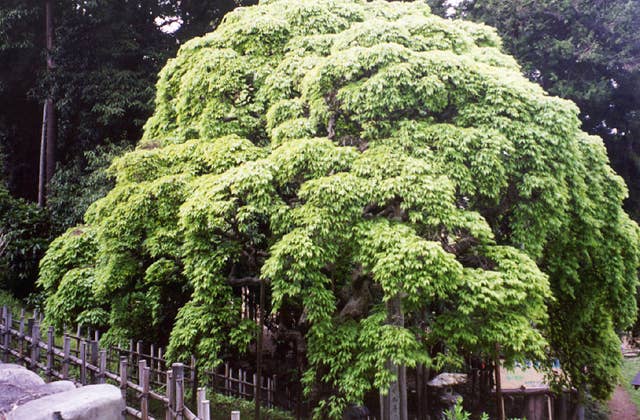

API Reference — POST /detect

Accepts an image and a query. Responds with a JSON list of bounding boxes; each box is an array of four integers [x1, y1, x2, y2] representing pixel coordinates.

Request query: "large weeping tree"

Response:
[[38, 0, 639, 417]]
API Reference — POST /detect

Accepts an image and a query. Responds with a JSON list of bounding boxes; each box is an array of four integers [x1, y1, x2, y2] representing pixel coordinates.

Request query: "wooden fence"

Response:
[[0, 306, 279, 420]]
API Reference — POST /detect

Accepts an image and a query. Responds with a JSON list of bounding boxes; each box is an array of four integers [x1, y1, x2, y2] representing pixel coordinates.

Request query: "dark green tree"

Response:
[[0, 2, 52, 299], [0, 186, 50, 298], [0, 1, 43, 199], [1, 0, 252, 219], [45, 0, 258, 230]]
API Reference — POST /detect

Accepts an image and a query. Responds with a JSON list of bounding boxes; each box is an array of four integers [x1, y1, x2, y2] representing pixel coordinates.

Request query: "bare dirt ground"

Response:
[[608, 385, 639, 419]]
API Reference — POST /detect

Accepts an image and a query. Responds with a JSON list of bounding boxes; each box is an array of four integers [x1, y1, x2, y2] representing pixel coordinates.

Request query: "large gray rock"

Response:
[[0, 364, 47, 413], [0, 364, 27, 370], [427, 372, 468, 388], [35, 380, 76, 394], [8, 384, 124, 420], [0, 365, 44, 388]]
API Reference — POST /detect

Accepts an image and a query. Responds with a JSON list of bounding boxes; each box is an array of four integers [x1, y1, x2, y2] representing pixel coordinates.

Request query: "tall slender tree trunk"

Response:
[[38, 103, 47, 207], [38, 0, 56, 206], [45, 97, 55, 185]]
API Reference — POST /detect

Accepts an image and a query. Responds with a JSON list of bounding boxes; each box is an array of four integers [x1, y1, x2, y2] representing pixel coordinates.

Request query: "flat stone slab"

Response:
[[7, 384, 124, 420]]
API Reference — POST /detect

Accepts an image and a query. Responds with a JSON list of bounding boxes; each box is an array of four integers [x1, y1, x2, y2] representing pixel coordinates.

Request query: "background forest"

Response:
[[0, 0, 256, 296], [0, 0, 639, 417]]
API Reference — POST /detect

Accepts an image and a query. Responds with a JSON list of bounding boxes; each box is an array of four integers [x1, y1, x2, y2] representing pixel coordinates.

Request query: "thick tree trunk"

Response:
[[384, 295, 407, 420], [494, 345, 505, 420], [255, 280, 265, 420], [416, 364, 423, 420]]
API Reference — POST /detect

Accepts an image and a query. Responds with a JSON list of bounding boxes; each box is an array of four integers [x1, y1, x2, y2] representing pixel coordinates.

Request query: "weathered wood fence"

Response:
[[0, 306, 278, 420]]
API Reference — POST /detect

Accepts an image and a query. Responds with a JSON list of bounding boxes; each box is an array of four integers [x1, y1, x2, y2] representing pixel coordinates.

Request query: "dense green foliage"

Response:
[[47, 143, 130, 232], [427, 0, 640, 220], [48, 1, 175, 161], [38, 0, 639, 416], [0, 185, 50, 297]]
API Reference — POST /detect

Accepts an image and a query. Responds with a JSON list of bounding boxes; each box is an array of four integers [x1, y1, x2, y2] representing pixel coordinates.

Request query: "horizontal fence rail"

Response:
[[0, 306, 281, 420]]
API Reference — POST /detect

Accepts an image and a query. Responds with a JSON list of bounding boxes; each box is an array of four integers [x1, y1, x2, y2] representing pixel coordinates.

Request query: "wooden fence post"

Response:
[[80, 340, 87, 385], [272, 375, 277, 408], [136, 340, 143, 377], [190, 355, 197, 408], [253, 373, 257, 402], [225, 362, 230, 396], [229, 366, 234, 396], [18, 312, 24, 361], [166, 370, 174, 420], [129, 339, 134, 368], [30, 321, 40, 370], [119, 356, 128, 402], [197, 387, 206, 418], [202, 399, 210, 420], [1, 306, 5, 359], [90, 340, 99, 383], [46, 325, 54, 379], [62, 334, 70, 379], [99, 349, 107, 384], [150, 344, 155, 383], [139, 359, 149, 420], [3, 306, 11, 362], [157, 347, 163, 384], [173, 363, 184, 420]]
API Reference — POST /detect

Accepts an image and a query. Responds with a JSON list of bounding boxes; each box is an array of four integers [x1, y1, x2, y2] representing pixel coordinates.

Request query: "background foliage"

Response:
[[0, 185, 50, 298]]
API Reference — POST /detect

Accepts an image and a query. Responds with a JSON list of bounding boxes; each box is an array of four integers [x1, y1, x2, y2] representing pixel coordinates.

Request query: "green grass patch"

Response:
[[0, 289, 23, 313], [621, 357, 640, 412], [207, 393, 293, 420]]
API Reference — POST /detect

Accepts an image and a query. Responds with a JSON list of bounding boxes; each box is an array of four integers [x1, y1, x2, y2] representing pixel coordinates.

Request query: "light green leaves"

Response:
[[38, 0, 639, 414]]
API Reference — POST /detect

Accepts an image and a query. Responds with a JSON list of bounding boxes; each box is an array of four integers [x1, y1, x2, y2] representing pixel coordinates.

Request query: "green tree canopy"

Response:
[[427, 0, 640, 219], [39, 0, 639, 415]]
